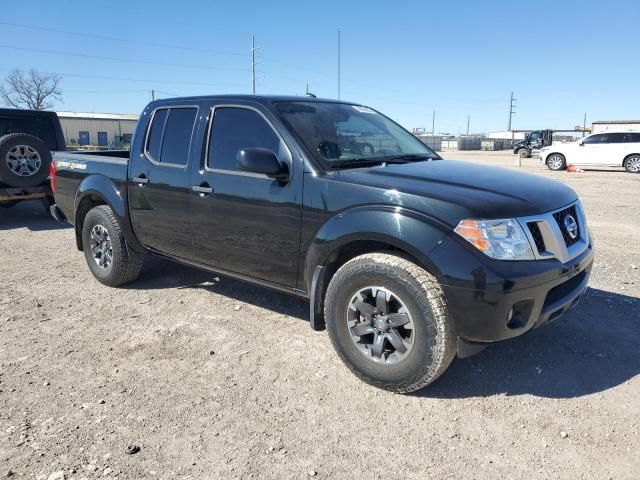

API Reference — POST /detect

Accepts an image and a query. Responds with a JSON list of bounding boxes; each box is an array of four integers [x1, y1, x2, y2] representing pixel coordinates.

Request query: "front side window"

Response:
[[145, 107, 196, 165], [583, 134, 604, 145], [275, 101, 437, 168], [208, 107, 280, 171]]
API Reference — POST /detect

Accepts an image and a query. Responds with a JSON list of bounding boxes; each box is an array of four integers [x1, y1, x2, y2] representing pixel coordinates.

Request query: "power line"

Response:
[[0, 68, 247, 88], [0, 44, 247, 72], [0, 22, 245, 57]]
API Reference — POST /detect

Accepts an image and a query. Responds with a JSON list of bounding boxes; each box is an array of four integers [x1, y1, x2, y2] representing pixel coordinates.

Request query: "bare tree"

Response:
[[0, 69, 62, 110]]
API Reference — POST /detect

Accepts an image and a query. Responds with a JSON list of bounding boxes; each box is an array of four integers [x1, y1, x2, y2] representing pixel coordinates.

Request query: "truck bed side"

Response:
[[52, 150, 144, 251]]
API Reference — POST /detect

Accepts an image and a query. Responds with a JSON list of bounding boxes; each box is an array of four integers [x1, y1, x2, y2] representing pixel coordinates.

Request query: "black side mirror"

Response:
[[237, 148, 289, 181]]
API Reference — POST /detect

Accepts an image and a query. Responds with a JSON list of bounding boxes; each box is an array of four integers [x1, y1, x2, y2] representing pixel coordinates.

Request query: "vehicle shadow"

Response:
[[420, 287, 639, 399], [0, 200, 71, 231], [132, 255, 308, 321]]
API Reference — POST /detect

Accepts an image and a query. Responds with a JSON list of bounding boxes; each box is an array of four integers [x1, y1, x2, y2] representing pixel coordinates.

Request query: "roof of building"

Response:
[[56, 111, 139, 121], [592, 120, 640, 124]]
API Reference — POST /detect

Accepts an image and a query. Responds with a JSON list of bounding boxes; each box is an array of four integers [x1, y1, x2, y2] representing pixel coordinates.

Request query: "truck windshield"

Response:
[[275, 101, 438, 168]]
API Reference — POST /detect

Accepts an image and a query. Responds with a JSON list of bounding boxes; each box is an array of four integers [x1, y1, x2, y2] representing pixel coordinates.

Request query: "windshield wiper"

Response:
[[380, 154, 434, 162]]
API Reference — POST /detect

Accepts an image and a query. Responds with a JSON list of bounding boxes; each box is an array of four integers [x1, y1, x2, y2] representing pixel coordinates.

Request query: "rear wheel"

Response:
[[547, 153, 566, 171], [324, 252, 456, 393], [624, 154, 640, 173], [0, 133, 51, 187], [81, 205, 144, 286], [518, 148, 531, 159]]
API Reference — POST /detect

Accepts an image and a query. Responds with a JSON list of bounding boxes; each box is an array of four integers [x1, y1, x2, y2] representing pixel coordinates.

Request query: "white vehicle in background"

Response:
[[539, 131, 640, 173]]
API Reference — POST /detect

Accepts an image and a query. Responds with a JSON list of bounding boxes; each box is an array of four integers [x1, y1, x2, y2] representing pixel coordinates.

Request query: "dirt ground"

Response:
[[1, 152, 638, 480]]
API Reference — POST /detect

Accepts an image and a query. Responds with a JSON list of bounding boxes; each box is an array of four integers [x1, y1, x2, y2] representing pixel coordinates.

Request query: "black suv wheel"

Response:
[[324, 252, 456, 393]]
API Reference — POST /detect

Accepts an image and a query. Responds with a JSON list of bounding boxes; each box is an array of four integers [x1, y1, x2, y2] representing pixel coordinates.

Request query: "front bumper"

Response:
[[433, 236, 594, 344]]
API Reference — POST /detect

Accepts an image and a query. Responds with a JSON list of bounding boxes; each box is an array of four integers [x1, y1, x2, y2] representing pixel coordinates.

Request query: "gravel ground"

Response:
[[1, 152, 638, 480]]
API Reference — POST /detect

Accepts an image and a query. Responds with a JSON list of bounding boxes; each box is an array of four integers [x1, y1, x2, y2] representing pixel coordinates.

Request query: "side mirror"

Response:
[[578, 141, 584, 146], [237, 148, 289, 181]]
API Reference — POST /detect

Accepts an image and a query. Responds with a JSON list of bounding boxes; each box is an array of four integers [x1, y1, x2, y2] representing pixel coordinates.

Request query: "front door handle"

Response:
[[192, 184, 213, 196], [132, 175, 149, 185]]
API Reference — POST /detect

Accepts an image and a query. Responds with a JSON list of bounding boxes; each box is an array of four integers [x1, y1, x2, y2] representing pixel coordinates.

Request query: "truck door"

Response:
[[188, 104, 302, 288], [128, 105, 199, 257]]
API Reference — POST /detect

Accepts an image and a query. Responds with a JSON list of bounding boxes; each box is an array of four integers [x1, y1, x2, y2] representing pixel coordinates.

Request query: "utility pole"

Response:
[[431, 109, 436, 146], [251, 35, 257, 94], [251, 35, 264, 94], [337, 30, 341, 100], [583, 112, 587, 137], [466, 115, 470, 135], [508, 91, 516, 131], [151, 89, 155, 101]]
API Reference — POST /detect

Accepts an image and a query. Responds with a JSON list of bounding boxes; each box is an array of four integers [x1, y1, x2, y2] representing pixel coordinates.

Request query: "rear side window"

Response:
[[145, 107, 197, 166], [623, 132, 640, 143], [207, 107, 280, 171], [146, 108, 168, 161]]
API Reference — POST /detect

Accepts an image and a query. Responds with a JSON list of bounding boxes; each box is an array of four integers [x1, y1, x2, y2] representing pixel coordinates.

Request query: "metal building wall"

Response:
[[592, 122, 640, 133], [58, 117, 138, 147]]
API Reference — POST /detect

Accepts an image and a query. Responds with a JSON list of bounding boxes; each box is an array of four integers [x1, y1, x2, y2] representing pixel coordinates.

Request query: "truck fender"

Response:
[[73, 174, 144, 253], [305, 206, 449, 329]]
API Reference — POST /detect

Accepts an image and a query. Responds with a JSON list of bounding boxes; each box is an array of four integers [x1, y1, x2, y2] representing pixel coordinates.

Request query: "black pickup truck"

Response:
[[50, 95, 594, 392]]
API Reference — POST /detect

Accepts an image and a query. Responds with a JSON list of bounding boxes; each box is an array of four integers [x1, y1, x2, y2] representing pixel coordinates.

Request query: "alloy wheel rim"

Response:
[[90, 224, 113, 269], [627, 156, 640, 172], [346, 286, 415, 365], [548, 155, 563, 169], [6, 145, 42, 177]]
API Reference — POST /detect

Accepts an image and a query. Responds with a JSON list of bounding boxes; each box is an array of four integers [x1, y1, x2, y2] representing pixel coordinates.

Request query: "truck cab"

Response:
[[513, 129, 553, 158]]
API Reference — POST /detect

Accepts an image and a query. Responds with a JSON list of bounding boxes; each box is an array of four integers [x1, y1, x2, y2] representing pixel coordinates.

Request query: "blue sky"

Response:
[[1, 0, 639, 134]]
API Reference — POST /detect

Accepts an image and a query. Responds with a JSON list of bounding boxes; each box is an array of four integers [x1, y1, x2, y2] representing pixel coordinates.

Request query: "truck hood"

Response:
[[331, 160, 578, 226]]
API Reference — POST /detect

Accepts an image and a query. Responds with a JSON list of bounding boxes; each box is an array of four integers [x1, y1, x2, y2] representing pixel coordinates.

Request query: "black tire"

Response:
[[517, 148, 531, 158], [81, 205, 144, 287], [623, 154, 640, 173], [0, 133, 52, 187], [324, 252, 456, 393], [546, 153, 566, 171]]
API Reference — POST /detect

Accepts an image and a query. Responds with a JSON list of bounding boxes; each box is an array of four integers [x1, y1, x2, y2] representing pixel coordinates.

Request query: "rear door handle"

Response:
[[132, 175, 148, 185], [192, 185, 213, 195]]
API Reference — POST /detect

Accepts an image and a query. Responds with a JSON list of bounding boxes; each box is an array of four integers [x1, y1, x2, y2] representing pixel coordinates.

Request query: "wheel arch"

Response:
[[623, 153, 640, 167], [306, 206, 449, 330], [74, 175, 143, 252]]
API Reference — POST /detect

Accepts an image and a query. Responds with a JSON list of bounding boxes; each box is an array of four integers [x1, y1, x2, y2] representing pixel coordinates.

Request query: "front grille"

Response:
[[552, 205, 580, 247], [527, 222, 546, 254]]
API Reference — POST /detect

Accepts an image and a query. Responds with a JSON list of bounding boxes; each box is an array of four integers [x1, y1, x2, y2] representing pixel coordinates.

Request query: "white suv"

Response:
[[539, 131, 640, 173]]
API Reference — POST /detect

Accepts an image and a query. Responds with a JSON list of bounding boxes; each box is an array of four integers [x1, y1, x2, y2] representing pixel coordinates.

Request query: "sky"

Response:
[[1, 0, 639, 134]]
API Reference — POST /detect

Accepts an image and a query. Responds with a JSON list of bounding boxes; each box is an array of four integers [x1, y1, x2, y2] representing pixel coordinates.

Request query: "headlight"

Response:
[[454, 218, 534, 260]]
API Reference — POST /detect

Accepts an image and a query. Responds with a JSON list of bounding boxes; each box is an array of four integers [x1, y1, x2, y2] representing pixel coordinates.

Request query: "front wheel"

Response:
[[547, 153, 566, 171], [324, 252, 457, 393], [624, 154, 640, 173], [81, 205, 144, 287]]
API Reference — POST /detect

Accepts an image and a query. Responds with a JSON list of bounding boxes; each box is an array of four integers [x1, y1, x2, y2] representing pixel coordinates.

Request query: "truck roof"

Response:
[[148, 94, 360, 106]]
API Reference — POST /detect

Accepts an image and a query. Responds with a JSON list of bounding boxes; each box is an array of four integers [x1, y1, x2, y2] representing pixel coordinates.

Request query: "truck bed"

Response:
[[52, 150, 130, 224]]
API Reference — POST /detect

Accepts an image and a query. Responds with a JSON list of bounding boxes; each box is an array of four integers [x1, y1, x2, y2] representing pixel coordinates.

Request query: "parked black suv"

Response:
[[50, 96, 594, 392], [0, 108, 65, 188]]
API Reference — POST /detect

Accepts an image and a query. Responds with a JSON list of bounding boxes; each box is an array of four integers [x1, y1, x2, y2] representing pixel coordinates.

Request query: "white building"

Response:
[[591, 120, 640, 133], [56, 111, 139, 148]]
